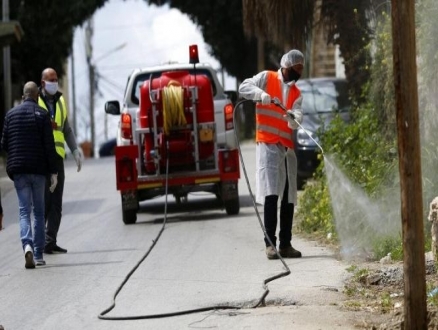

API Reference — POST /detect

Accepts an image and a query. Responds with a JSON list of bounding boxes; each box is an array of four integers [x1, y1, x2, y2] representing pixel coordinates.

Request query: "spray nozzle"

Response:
[[271, 97, 287, 111], [271, 97, 325, 155]]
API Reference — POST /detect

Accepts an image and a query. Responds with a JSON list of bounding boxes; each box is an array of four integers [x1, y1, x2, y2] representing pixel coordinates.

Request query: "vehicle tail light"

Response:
[[115, 145, 138, 191], [118, 158, 134, 183], [224, 103, 234, 130], [121, 113, 133, 140], [221, 150, 238, 173]]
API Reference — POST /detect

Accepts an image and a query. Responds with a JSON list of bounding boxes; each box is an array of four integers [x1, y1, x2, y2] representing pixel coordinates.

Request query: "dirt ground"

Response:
[[339, 257, 438, 329], [297, 230, 438, 329]]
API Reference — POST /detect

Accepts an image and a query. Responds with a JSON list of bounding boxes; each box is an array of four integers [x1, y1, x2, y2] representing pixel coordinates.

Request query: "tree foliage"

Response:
[[0, 0, 108, 138], [242, 0, 375, 102], [416, 0, 438, 216], [8, 0, 108, 86], [145, 0, 283, 82], [242, 0, 315, 51], [320, 0, 373, 102]]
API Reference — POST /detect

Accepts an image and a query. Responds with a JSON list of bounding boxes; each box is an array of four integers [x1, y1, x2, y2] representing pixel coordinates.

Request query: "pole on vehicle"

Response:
[[391, 0, 427, 328]]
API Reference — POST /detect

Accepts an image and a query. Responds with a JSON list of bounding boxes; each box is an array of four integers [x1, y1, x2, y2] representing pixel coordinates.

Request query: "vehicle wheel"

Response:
[[122, 209, 137, 224], [225, 197, 240, 215]]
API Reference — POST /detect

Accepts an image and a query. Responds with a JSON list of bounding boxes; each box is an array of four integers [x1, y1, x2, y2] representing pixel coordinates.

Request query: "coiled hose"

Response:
[[162, 80, 187, 135]]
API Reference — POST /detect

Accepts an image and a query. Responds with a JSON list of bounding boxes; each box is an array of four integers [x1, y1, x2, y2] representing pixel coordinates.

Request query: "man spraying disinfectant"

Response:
[[239, 49, 305, 260]]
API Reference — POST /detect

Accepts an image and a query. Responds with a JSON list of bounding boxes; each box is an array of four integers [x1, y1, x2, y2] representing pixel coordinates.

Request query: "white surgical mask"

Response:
[[44, 81, 58, 95]]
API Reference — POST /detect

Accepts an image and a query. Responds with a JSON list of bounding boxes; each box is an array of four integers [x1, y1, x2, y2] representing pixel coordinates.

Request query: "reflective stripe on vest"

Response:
[[38, 96, 67, 158], [255, 71, 301, 148]]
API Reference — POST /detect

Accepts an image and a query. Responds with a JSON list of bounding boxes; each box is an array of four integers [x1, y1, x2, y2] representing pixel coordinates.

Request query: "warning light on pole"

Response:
[[189, 45, 199, 64]]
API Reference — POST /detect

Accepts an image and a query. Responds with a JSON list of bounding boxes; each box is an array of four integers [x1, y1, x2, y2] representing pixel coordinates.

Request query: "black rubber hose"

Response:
[[98, 98, 291, 321]]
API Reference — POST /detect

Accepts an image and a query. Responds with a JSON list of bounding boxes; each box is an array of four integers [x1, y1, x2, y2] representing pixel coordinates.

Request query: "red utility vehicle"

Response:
[[105, 45, 240, 224]]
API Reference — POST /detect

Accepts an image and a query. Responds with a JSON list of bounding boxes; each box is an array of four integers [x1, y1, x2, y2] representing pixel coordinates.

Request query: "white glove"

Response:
[[285, 95, 304, 129], [260, 92, 271, 105], [284, 109, 303, 129], [290, 109, 303, 124], [49, 174, 58, 193], [73, 149, 82, 172]]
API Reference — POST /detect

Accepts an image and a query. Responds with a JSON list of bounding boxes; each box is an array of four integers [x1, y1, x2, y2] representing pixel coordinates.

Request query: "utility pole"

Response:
[[391, 0, 427, 329], [91, 42, 126, 143], [71, 44, 77, 136], [85, 19, 95, 157], [3, 0, 11, 112]]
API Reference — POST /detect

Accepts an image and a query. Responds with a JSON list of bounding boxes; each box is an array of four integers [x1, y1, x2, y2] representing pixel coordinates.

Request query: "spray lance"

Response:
[[270, 97, 324, 155]]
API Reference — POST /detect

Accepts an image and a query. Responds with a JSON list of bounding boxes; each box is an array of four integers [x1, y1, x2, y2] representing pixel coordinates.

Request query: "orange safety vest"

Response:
[[255, 71, 301, 148]]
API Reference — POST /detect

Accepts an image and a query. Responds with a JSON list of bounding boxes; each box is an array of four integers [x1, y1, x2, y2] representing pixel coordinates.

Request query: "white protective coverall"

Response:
[[239, 69, 301, 206]]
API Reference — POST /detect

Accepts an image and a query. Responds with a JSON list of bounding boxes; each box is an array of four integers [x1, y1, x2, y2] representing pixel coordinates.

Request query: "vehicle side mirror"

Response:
[[105, 101, 121, 115], [224, 90, 238, 105]]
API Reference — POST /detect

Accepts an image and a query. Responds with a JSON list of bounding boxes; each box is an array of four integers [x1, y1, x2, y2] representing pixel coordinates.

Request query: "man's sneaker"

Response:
[[279, 246, 302, 258], [24, 245, 35, 269], [35, 259, 46, 266], [52, 245, 67, 253], [265, 246, 279, 260]]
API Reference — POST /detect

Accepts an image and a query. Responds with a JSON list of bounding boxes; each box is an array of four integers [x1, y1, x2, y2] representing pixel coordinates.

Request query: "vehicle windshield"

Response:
[[131, 68, 217, 105], [298, 80, 350, 114]]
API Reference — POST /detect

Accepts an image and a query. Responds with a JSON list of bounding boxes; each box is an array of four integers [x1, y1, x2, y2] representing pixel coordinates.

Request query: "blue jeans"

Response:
[[14, 174, 46, 260]]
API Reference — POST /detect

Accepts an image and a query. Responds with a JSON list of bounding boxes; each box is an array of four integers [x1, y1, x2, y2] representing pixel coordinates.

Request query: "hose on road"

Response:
[[98, 99, 291, 321]]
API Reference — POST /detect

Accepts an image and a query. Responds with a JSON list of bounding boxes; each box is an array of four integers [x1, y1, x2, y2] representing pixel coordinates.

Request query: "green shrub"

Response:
[[297, 176, 334, 236], [297, 3, 438, 261], [296, 101, 397, 245], [372, 234, 403, 261]]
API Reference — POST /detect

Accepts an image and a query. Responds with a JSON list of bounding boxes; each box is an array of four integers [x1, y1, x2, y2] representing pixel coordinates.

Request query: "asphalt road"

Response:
[[0, 142, 372, 329]]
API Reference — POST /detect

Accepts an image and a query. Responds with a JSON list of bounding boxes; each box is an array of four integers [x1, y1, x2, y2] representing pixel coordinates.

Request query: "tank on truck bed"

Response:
[[105, 45, 240, 224]]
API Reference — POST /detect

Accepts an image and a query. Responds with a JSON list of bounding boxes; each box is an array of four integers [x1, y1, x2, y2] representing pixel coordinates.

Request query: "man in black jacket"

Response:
[[1, 81, 58, 268]]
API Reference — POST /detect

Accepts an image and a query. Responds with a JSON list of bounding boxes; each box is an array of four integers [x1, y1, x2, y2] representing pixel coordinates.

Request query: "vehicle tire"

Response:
[[225, 197, 240, 215], [122, 209, 137, 224]]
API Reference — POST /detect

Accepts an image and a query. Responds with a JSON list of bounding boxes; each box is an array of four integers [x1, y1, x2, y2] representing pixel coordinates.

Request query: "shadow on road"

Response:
[[133, 194, 256, 225]]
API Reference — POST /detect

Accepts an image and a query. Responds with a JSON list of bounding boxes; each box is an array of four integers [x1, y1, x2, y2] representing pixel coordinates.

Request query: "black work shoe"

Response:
[[44, 245, 53, 254], [279, 246, 302, 258], [52, 245, 67, 254], [265, 246, 279, 260]]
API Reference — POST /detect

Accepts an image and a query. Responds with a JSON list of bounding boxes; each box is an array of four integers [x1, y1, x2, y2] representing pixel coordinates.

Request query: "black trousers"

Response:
[[264, 160, 295, 249], [45, 155, 65, 247]]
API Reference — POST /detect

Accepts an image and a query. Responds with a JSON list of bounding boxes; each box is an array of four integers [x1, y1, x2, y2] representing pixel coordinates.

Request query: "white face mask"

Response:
[[44, 81, 58, 95]]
